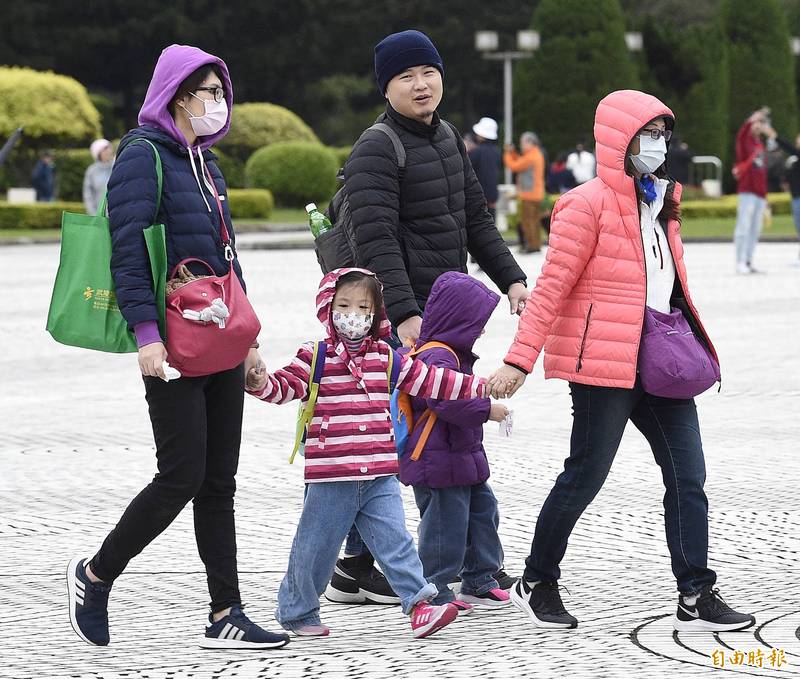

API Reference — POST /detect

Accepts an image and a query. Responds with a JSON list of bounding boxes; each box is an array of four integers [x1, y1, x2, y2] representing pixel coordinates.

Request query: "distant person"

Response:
[[83, 139, 115, 214], [504, 132, 546, 252], [733, 107, 774, 274], [31, 150, 56, 202], [468, 117, 501, 221], [565, 140, 595, 184], [771, 131, 800, 265], [546, 153, 577, 194], [666, 136, 692, 185]]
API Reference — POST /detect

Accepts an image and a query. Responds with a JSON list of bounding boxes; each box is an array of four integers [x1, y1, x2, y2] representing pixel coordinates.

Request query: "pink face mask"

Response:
[[180, 93, 228, 137]]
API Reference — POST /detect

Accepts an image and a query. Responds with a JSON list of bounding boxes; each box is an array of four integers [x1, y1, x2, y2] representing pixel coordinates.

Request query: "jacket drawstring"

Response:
[[187, 146, 212, 212]]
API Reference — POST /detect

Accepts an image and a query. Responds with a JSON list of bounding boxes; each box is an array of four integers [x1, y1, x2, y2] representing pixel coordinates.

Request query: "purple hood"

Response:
[[418, 272, 500, 354], [138, 44, 233, 151]]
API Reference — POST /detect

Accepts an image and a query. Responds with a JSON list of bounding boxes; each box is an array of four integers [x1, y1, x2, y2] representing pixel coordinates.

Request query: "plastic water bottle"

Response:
[[306, 203, 332, 238]]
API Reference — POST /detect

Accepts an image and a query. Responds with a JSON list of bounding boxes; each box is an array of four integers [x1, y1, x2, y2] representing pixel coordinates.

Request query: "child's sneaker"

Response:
[[450, 600, 474, 616], [410, 601, 458, 639], [200, 605, 290, 649], [494, 569, 519, 591], [459, 587, 511, 607], [293, 623, 330, 637], [66, 556, 112, 646], [673, 586, 755, 632]]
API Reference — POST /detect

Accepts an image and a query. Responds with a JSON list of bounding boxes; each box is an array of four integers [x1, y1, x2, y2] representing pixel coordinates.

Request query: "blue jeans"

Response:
[[791, 196, 800, 240], [275, 476, 436, 629], [414, 483, 503, 604], [340, 329, 405, 559], [523, 380, 717, 595], [734, 192, 767, 265]]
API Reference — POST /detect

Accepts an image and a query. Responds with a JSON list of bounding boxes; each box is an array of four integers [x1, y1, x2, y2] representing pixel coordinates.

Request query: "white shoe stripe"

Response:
[[220, 622, 233, 639], [234, 628, 245, 641], [76, 580, 86, 591], [76, 594, 84, 605]]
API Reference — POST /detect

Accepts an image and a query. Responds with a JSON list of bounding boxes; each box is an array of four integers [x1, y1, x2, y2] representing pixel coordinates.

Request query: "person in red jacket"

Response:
[[733, 108, 776, 274]]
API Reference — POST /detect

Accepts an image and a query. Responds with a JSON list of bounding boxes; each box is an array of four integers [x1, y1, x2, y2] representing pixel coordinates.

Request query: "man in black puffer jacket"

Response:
[[345, 30, 528, 346], [325, 29, 525, 611]]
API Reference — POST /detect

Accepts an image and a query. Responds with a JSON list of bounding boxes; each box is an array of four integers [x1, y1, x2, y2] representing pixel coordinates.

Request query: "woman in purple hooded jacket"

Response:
[[65, 45, 289, 650], [399, 272, 512, 610]]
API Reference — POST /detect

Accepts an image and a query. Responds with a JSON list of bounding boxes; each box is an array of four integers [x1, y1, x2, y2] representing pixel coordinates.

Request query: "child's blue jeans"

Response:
[[275, 475, 436, 630]]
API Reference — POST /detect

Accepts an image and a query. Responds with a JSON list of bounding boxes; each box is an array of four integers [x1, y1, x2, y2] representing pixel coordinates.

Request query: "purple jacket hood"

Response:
[[417, 272, 500, 355], [138, 44, 233, 151]]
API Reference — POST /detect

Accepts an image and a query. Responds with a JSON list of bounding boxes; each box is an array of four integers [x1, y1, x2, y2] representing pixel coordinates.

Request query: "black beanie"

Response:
[[374, 30, 444, 95]]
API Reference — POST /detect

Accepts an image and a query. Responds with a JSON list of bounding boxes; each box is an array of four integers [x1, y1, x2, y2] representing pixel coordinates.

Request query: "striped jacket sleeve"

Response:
[[396, 353, 486, 399], [248, 343, 313, 404]]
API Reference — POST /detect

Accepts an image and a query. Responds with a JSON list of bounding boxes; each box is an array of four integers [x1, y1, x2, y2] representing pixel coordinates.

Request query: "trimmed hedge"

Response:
[[0, 188, 273, 230], [245, 142, 338, 207], [217, 103, 319, 163], [329, 146, 352, 170], [681, 193, 790, 219], [0, 202, 84, 229], [227, 189, 274, 219], [211, 148, 245, 189], [57, 148, 94, 202], [0, 67, 101, 147]]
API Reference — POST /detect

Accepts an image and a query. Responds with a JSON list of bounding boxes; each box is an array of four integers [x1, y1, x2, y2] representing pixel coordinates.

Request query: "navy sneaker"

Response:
[[200, 604, 290, 649], [67, 556, 112, 646]]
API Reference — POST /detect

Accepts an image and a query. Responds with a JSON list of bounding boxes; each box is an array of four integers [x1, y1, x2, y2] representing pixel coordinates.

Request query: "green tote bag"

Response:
[[46, 139, 167, 353]]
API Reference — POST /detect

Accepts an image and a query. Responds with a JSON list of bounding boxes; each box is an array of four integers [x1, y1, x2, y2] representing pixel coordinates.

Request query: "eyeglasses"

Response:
[[194, 86, 225, 103], [641, 128, 672, 141]]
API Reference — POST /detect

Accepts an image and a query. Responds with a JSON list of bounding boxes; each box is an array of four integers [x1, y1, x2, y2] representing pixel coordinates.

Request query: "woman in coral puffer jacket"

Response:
[[488, 90, 755, 634]]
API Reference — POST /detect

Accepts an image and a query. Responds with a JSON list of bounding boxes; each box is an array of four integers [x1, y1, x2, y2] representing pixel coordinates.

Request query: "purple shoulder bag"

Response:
[[637, 306, 720, 400]]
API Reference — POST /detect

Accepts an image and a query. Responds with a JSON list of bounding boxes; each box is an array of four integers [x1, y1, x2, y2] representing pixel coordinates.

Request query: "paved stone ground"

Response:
[[1, 242, 799, 679]]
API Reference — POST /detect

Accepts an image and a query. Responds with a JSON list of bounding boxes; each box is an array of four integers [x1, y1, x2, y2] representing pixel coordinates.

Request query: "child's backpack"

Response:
[[289, 342, 402, 463], [390, 342, 460, 461]]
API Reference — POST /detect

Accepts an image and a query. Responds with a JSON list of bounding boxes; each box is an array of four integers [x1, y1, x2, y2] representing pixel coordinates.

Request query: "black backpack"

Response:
[[315, 122, 406, 274]]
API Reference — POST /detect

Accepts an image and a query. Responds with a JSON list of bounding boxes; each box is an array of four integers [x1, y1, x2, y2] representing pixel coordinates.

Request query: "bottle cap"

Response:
[[305, 203, 317, 213]]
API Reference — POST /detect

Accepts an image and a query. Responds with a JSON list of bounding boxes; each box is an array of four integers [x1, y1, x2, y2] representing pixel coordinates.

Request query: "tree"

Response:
[[513, 0, 640, 157], [638, 18, 730, 167], [720, 0, 797, 141]]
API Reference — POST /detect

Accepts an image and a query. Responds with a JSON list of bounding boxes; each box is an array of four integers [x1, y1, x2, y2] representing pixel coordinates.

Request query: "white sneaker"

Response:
[[736, 262, 750, 275]]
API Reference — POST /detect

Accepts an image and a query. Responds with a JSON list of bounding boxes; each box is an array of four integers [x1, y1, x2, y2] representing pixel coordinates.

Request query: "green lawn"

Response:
[[1, 214, 797, 243]]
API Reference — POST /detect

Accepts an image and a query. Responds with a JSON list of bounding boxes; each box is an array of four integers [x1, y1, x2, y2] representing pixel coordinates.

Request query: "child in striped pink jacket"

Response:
[[246, 268, 488, 639]]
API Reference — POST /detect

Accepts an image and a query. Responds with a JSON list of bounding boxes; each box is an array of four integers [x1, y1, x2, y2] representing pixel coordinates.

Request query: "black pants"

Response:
[[91, 365, 245, 612]]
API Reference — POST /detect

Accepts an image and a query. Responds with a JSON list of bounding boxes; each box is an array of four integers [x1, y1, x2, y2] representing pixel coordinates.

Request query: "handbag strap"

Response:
[[98, 138, 164, 221], [202, 164, 232, 254]]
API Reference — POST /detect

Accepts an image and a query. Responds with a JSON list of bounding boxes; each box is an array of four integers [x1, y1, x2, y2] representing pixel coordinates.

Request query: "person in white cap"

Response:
[[468, 117, 501, 223], [83, 138, 115, 214]]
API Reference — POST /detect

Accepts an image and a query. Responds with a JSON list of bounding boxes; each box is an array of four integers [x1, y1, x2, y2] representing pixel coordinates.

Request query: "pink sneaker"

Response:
[[459, 587, 512, 607], [450, 600, 474, 616], [293, 623, 330, 637], [410, 602, 458, 639]]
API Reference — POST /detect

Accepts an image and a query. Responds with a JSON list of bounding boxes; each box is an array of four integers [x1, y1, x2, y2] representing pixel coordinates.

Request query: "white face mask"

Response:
[[631, 134, 667, 174], [332, 311, 374, 341], [179, 92, 228, 137]]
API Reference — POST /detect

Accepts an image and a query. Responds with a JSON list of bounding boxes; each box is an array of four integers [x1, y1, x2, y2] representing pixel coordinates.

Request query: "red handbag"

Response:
[[165, 170, 260, 377]]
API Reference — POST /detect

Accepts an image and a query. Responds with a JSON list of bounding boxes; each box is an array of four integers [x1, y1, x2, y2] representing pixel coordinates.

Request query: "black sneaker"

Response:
[[494, 569, 518, 591], [673, 586, 755, 632], [67, 556, 112, 646], [200, 604, 290, 649], [510, 579, 578, 628], [324, 554, 400, 605]]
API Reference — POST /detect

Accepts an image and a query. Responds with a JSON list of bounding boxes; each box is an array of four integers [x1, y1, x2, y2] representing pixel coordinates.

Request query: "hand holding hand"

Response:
[[486, 364, 527, 399], [138, 342, 168, 379]]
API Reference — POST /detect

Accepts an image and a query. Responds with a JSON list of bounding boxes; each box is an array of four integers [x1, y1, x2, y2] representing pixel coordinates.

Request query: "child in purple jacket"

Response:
[[398, 272, 512, 610]]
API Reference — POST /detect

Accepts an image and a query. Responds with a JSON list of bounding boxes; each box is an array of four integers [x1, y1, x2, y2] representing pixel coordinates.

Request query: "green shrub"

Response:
[[330, 146, 352, 170], [681, 193, 790, 219], [217, 103, 319, 163], [0, 201, 84, 229], [0, 67, 101, 149], [245, 142, 338, 207], [211, 148, 245, 189], [227, 188, 274, 219], [56, 148, 93, 202]]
